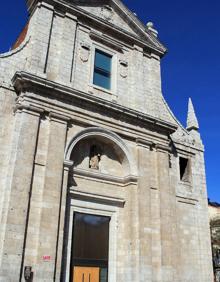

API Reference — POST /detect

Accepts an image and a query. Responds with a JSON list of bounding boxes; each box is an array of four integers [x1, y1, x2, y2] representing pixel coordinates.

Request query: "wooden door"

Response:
[[73, 266, 100, 282]]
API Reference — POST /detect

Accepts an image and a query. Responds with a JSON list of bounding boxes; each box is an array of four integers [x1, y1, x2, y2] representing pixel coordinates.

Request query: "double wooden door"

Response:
[[73, 266, 100, 282]]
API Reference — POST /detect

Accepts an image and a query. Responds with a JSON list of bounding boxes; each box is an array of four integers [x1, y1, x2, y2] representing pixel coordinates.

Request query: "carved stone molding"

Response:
[[69, 190, 125, 208], [49, 111, 71, 124], [12, 72, 178, 136], [101, 5, 114, 21], [119, 59, 128, 78], [176, 195, 198, 206], [80, 42, 90, 62], [72, 167, 138, 187], [13, 103, 44, 116]]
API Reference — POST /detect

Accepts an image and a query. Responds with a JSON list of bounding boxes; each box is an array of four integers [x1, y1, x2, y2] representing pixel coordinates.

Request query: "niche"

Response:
[[70, 137, 127, 177]]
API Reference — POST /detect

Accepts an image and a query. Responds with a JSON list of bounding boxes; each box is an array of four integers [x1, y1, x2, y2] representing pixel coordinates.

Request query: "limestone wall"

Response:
[[0, 0, 213, 281]]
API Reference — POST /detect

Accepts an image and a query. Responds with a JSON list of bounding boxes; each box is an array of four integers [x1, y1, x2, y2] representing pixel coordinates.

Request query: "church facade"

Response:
[[0, 0, 213, 281]]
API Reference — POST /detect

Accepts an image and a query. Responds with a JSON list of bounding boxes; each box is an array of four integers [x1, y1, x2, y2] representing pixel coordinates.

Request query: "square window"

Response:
[[93, 49, 112, 90]]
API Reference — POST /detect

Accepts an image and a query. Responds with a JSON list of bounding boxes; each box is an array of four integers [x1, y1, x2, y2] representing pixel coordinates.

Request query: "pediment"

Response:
[[71, 0, 166, 55]]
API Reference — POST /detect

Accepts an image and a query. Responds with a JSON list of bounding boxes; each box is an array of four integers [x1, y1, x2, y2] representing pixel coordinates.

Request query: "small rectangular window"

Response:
[[93, 49, 112, 90], [179, 157, 191, 182]]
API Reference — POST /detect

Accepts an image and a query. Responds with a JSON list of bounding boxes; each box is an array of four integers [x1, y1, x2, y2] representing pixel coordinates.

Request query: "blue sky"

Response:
[[0, 0, 220, 201]]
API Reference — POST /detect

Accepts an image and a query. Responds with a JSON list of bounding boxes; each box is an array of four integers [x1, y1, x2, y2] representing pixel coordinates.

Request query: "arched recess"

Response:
[[65, 127, 137, 178]]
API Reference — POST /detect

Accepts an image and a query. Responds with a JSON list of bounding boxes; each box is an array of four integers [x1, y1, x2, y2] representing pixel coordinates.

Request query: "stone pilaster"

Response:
[[137, 140, 153, 282], [0, 106, 41, 281], [157, 146, 176, 281], [150, 148, 162, 282], [32, 113, 68, 281], [56, 160, 73, 282]]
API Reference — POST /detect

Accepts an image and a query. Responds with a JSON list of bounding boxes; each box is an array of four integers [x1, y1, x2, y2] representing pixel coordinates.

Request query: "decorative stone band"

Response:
[[69, 190, 125, 208], [71, 167, 138, 187], [12, 71, 178, 136], [13, 103, 44, 116], [136, 138, 171, 153], [176, 195, 198, 206], [90, 30, 125, 51], [13, 103, 72, 127], [49, 112, 71, 124]]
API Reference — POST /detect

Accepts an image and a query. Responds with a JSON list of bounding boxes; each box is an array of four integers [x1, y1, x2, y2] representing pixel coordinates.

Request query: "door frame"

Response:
[[65, 197, 118, 282]]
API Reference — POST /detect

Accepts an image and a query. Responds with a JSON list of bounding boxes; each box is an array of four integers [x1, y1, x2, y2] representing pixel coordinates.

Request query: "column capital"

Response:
[[49, 112, 71, 124], [64, 160, 74, 170], [13, 103, 44, 116]]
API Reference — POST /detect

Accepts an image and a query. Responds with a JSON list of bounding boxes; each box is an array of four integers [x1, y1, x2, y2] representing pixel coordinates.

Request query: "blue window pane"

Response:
[[93, 49, 112, 90], [94, 70, 111, 90], [95, 50, 112, 72]]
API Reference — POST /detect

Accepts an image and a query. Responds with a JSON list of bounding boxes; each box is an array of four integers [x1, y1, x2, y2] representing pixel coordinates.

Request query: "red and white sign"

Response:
[[43, 255, 51, 261]]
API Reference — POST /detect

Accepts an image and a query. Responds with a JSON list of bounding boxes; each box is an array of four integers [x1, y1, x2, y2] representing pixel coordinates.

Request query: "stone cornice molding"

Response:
[[136, 138, 171, 153], [49, 111, 71, 124], [13, 103, 44, 116], [12, 72, 178, 136], [89, 30, 125, 51], [155, 144, 172, 153], [176, 195, 198, 206], [69, 190, 126, 207], [136, 138, 154, 149], [27, 0, 166, 57], [72, 168, 138, 187]]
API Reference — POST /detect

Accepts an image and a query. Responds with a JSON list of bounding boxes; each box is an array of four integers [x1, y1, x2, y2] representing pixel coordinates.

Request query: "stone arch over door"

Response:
[[60, 127, 138, 282], [65, 127, 137, 178]]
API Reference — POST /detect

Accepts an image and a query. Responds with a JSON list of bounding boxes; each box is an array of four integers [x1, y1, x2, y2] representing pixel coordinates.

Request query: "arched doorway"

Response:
[[61, 127, 137, 282]]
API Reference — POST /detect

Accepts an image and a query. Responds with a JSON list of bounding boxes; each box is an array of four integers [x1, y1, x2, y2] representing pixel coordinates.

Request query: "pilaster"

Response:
[[31, 113, 69, 281], [0, 106, 41, 281], [136, 140, 152, 281], [55, 160, 73, 282], [157, 147, 176, 281]]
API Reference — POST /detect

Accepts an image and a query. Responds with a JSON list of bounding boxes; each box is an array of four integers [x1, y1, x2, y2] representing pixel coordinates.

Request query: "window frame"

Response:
[[178, 156, 192, 183], [90, 44, 117, 95], [93, 49, 112, 90]]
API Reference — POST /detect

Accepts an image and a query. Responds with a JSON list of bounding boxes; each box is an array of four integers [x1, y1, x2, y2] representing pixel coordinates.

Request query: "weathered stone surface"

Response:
[[0, 0, 213, 281]]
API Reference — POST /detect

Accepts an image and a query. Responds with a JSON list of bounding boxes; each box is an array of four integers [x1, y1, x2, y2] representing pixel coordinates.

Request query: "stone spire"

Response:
[[187, 98, 199, 131]]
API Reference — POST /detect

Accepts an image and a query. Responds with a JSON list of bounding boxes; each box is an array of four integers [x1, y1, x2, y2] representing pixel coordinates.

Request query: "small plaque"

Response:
[[43, 255, 51, 261]]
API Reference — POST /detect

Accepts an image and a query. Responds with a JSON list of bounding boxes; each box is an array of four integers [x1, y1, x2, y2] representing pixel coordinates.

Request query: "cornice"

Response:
[[72, 167, 138, 187], [27, 0, 166, 57], [69, 190, 126, 207], [13, 103, 44, 116], [12, 71, 178, 136]]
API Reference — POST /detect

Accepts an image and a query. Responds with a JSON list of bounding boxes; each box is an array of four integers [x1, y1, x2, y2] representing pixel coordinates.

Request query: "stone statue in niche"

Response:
[[89, 145, 102, 170]]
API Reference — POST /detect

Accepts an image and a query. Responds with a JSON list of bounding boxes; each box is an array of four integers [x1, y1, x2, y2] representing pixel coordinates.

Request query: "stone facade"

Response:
[[209, 201, 220, 281], [0, 0, 213, 281]]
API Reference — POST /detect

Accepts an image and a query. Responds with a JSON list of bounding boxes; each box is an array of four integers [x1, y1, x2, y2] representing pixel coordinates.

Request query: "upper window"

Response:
[[93, 49, 112, 90], [179, 157, 191, 182]]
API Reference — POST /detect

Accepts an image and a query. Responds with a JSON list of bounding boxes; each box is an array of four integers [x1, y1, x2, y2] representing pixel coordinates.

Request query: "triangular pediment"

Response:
[[73, 0, 138, 36], [71, 0, 166, 55]]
